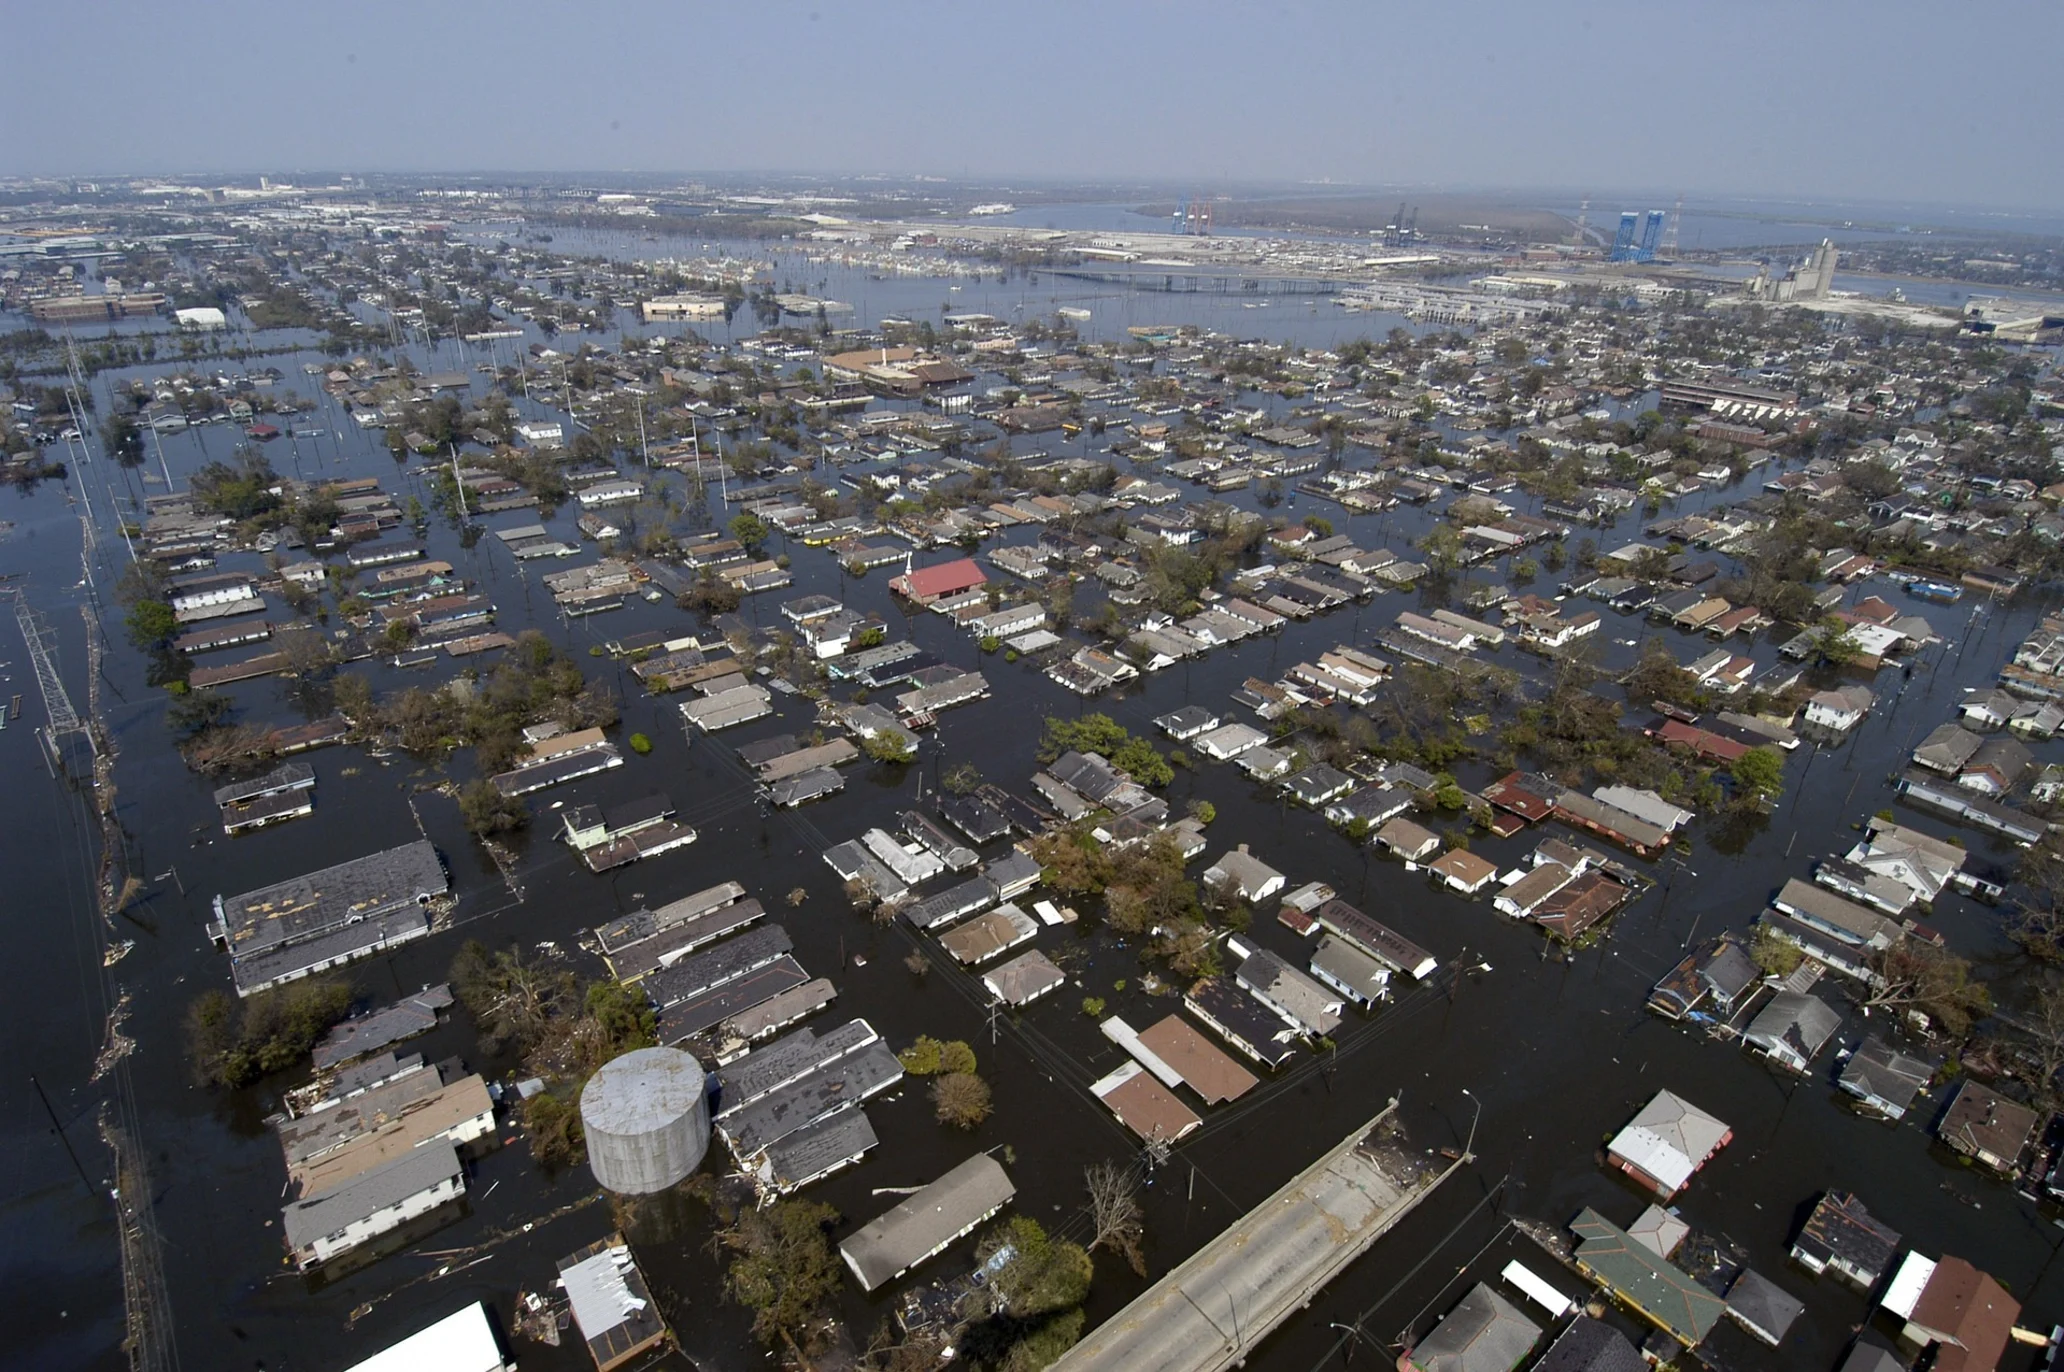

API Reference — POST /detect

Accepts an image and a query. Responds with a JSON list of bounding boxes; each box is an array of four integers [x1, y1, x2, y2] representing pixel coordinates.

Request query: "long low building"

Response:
[[716, 1040, 902, 1162], [1313, 899, 1437, 980], [599, 899, 767, 981], [841, 1154, 1016, 1292], [641, 925, 794, 1008], [342, 1302, 513, 1372], [210, 840, 447, 996]]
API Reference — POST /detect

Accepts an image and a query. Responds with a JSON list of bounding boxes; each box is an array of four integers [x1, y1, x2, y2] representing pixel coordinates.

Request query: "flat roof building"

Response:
[[343, 1302, 511, 1372], [558, 1235, 669, 1371]]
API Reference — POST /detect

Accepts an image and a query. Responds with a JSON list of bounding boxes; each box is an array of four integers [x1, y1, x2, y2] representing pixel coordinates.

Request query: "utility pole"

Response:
[[149, 419, 175, 493], [30, 1074, 94, 1194]]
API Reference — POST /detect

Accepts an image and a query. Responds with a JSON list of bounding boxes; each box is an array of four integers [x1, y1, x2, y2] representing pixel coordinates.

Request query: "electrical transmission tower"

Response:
[[13, 592, 90, 748]]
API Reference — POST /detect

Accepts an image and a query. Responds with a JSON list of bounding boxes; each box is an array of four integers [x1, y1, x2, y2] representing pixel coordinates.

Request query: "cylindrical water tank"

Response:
[[581, 1045, 710, 1195]]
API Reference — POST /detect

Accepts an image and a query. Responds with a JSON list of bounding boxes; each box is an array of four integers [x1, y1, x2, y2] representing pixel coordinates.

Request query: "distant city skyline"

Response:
[[10, 0, 2062, 213]]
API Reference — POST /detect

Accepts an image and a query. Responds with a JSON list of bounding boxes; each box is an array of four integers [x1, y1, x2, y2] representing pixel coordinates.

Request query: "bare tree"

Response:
[[1083, 1159, 1147, 1276], [1863, 943, 1993, 1038], [2019, 981, 2064, 1112]]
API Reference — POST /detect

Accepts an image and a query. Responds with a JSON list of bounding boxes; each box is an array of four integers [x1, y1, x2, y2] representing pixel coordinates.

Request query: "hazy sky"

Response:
[[11, 0, 2061, 210]]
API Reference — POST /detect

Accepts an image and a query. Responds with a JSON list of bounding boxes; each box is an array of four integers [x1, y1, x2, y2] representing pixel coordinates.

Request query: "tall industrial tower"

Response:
[[1809, 239, 1838, 299], [1573, 196, 1591, 247], [1659, 195, 1683, 258], [1611, 210, 1667, 264], [1609, 212, 1639, 261], [1638, 211, 1666, 262]]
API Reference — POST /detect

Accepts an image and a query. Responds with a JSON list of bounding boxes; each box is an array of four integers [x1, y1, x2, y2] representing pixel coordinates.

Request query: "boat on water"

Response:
[[1058, 306, 1092, 321]]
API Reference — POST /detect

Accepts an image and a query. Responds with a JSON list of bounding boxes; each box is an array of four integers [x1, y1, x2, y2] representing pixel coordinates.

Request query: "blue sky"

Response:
[[10, 0, 2060, 210]]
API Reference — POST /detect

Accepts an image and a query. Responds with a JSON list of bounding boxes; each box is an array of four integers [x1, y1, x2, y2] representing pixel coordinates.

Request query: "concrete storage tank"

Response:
[[581, 1045, 710, 1195]]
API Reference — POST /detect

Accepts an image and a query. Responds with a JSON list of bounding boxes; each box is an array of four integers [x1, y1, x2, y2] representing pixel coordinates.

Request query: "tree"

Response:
[[579, 979, 657, 1067], [2020, 981, 2064, 1112], [679, 567, 742, 616], [899, 1036, 976, 1075], [184, 976, 355, 1088], [1083, 1160, 1147, 1276], [1863, 942, 1993, 1037], [863, 731, 915, 765], [449, 940, 577, 1056], [522, 1090, 585, 1168], [1038, 713, 1131, 764], [1750, 927, 1803, 977], [722, 1199, 844, 1351], [1731, 747, 1785, 801], [729, 511, 770, 551], [976, 1216, 1093, 1319], [1817, 616, 1865, 667], [166, 687, 231, 738], [1623, 641, 1704, 710], [932, 1071, 993, 1129], [1109, 736, 1174, 788], [459, 778, 528, 834], [125, 598, 177, 650]]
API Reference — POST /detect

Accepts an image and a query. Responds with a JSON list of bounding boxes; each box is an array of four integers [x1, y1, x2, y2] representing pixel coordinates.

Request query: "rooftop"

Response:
[[840, 1153, 1016, 1291]]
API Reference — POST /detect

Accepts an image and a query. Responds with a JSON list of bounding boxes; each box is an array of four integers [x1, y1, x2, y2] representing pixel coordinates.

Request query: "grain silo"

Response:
[[581, 1045, 710, 1195]]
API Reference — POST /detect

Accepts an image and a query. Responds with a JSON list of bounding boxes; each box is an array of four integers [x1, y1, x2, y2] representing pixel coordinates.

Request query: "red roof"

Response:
[[1483, 772, 1553, 822], [1912, 1256, 2018, 1372], [1655, 719, 1749, 763], [897, 557, 987, 599]]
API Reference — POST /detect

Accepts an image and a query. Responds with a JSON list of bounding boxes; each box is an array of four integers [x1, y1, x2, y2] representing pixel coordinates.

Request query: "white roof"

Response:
[[1593, 785, 1694, 832], [1501, 1260, 1573, 1319], [345, 1303, 507, 1372], [561, 1242, 645, 1345], [1880, 1251, 1935, 1319], [1608, 1090, 1730, 1191], [1610, 1124, 1696, 1192]]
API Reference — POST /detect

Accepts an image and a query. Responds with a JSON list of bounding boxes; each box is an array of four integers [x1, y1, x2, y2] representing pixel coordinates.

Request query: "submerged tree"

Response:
[[1863, 942, 1993, 1037], [1083, 1159, 1147, 1276], [932, 1071, 993, 1129], [722, 1198, 844, 1353]]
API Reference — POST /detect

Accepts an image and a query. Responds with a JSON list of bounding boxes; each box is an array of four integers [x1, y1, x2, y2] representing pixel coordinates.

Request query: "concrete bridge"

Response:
[[1050, 1100, 1458, 1372]]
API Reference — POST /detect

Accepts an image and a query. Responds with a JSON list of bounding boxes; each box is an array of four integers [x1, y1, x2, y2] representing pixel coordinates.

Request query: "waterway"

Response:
[[3, 241, 2060, 1372]]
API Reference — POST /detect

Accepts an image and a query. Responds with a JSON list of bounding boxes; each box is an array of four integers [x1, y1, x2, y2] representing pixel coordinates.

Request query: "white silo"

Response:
[[581, 1045, 710, 1195]]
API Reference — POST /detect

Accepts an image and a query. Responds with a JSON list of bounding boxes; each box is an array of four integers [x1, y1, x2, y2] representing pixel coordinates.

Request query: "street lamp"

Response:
[[1461, 1088, 1481, 1164]]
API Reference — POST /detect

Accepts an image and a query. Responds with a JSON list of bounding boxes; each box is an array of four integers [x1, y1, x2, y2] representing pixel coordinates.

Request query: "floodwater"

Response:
[[2, 244, 2059, 1372]]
